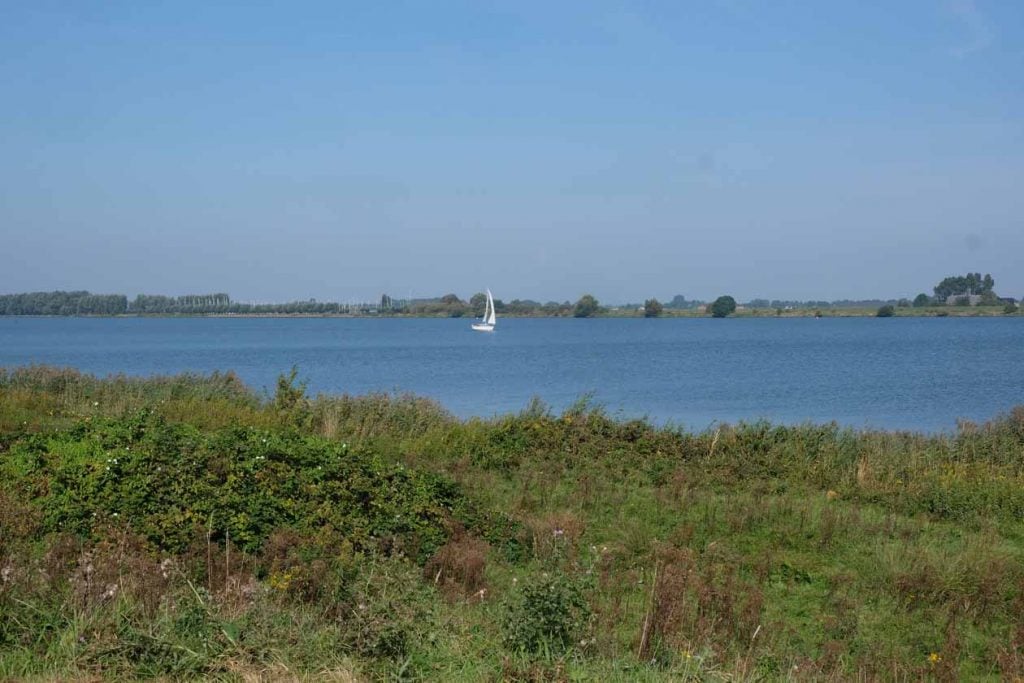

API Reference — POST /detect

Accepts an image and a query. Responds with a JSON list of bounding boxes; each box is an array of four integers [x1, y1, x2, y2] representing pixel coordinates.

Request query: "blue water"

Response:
[[0, 316, 1021, 432]]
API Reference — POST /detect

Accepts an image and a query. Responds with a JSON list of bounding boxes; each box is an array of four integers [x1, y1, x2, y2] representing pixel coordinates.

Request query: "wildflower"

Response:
[[93, 401, 99, 406], [928, 652, 942, 665]]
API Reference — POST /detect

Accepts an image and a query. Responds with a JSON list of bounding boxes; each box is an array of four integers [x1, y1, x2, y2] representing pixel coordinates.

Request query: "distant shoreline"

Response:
[[0, 306, 1017, 320]]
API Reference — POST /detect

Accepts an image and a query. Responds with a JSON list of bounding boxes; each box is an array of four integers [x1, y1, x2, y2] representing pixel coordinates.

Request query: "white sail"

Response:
[[485, 289, 496, 325]]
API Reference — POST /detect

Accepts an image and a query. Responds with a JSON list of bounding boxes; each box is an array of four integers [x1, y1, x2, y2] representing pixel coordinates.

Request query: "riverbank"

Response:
[[1, 366, 1022, 680]]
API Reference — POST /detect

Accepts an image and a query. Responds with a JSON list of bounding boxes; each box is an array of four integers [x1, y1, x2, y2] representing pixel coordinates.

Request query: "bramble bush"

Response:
[[0, 410, 519, 562]]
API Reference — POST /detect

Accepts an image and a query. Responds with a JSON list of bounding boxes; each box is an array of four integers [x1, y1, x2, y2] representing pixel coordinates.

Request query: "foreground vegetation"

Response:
[[1, 366, 1023, 681]]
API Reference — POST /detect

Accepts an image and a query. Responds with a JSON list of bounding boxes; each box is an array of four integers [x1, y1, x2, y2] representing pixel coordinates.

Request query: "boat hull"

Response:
[[471, 323, 494, 332]]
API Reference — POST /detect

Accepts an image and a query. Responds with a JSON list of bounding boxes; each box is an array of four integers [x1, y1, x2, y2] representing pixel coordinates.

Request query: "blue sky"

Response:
[[2, 1, 1022, 303]]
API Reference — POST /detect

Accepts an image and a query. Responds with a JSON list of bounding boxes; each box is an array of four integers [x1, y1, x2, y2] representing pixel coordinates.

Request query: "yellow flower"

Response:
[[269, 570, 294, 591], [928, 652, 941, 665]]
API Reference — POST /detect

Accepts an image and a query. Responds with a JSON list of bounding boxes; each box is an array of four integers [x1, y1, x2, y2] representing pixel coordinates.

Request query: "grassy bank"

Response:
[[1, 366, 1023, 681]]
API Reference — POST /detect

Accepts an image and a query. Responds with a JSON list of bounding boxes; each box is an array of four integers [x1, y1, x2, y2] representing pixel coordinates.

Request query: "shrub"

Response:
[[1004, 303, 1018, 315], [643, 299, 663, 318], [876, 305, 895, 317], [0, 412, 511, 562], [502, 571, 591, 655]]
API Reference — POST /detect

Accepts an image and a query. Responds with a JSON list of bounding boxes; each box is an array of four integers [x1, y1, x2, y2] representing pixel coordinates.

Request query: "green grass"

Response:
[[1, 366, 1023, 680]]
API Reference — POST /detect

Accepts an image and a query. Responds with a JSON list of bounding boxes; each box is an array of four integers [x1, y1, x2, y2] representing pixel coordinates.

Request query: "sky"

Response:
[[1, 1, 1022, 304]]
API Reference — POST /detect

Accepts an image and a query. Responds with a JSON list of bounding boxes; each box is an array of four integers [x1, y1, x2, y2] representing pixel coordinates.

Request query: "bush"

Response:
[[501, 571, 591, 655], [0, 412, 509, 561], [1004, 303, 1018, 315], [876, 305, 895, 317], [913, 293, 931, 307]]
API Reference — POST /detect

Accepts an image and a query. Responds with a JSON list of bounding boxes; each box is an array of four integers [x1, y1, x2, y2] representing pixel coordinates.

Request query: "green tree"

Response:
[[573, 294, 600, 318], [709, 295, 737, 318], [933, 272, 995, 300], [643, 298, 663, 318], [876, 305, 895, 317], [469, 292, 487, 317], [667, 294, 688, 309], [912, 293, 931, 308]]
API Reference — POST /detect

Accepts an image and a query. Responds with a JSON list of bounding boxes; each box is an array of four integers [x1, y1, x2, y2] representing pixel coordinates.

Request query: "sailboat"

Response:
[[471, 289, 496, 332]]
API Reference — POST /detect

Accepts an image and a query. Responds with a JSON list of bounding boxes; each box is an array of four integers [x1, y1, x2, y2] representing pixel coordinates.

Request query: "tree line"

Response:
[[2, 275, 1015, 318], [0, 291, 128, 316], [0, 291, 388, 316]]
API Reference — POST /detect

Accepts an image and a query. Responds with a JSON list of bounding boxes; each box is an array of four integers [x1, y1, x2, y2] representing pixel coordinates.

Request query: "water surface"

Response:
[[1, 316, 1021, 432]]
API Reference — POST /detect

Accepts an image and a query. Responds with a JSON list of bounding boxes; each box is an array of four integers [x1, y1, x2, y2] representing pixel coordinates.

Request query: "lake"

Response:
[[0, 316, 1021, 432]]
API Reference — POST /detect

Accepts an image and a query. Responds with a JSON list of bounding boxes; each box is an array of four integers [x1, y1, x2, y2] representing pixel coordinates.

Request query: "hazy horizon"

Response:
[[3, 2, 1022, 303]]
